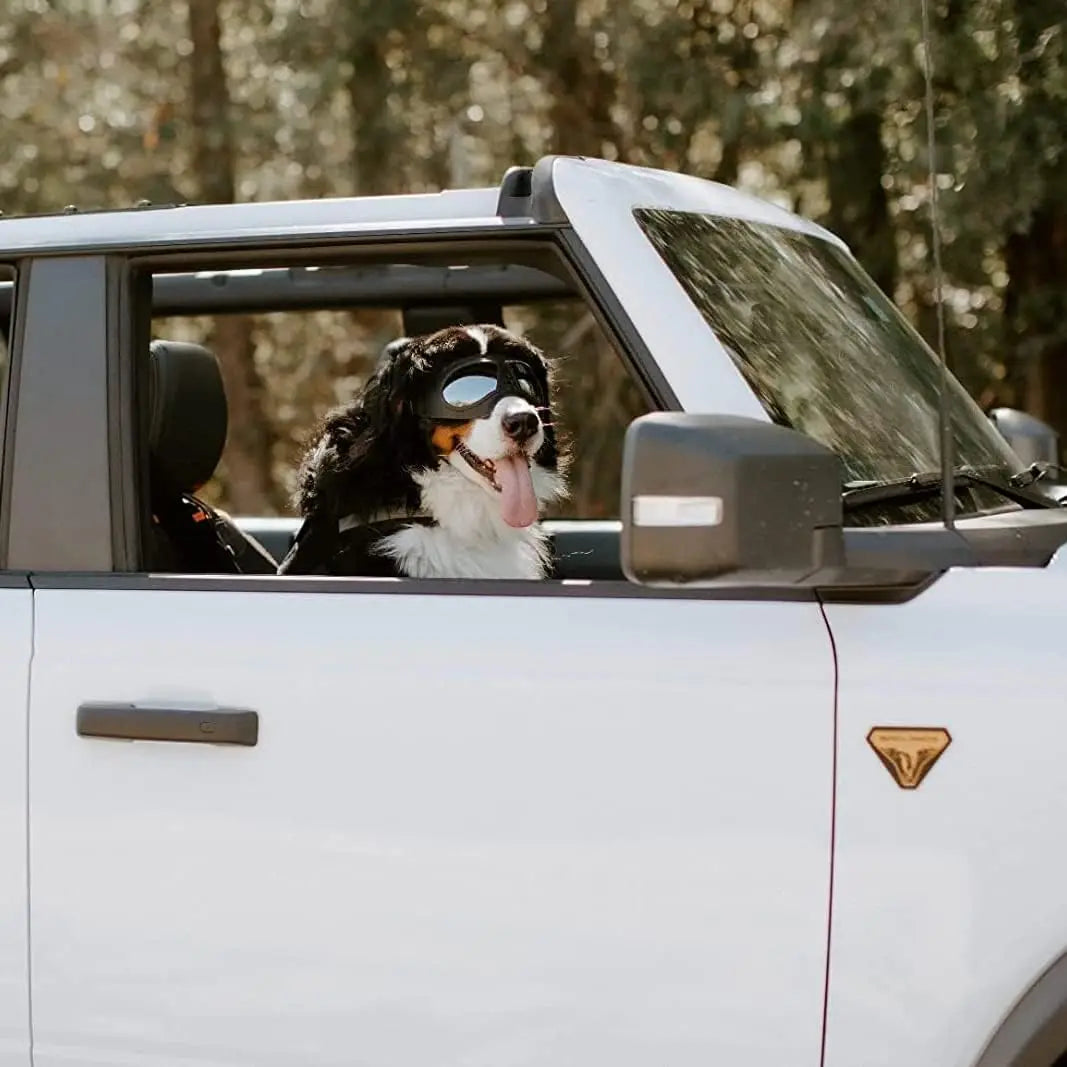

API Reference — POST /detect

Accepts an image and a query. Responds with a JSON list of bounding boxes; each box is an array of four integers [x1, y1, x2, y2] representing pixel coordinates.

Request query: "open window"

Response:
[[133, 240, 653, 581]]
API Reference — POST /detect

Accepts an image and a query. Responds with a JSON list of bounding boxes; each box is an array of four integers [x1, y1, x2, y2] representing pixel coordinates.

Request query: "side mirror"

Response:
[[988, 407, 1059, 468], [620, 413, 845, 586]]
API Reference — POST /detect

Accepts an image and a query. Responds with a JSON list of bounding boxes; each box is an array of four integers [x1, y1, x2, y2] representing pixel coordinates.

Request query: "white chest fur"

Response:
[[373, 463, 555, 579], [377, 522, 549, 579]]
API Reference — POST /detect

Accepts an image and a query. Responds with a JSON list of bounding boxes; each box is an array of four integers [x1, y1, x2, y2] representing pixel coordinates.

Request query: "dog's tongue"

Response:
[[495, 454, 538, 528]]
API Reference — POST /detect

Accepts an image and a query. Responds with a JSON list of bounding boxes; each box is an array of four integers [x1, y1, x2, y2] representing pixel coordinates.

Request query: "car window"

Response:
[[145, 252, 651, 578], [632, 208, 1020, 522]]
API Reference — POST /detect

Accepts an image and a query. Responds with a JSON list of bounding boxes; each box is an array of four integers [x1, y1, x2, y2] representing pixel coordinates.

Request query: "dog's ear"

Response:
[[292, 336, 429, 522], [374, 335, 429, 418]]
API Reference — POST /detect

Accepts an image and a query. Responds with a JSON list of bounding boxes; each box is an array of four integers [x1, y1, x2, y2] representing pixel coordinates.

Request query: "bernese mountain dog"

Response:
[[278, 324, 567, 579]]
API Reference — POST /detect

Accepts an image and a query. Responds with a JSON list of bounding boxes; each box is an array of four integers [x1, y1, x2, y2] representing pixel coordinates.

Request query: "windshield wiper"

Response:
[[842, 466, 1061, 513]]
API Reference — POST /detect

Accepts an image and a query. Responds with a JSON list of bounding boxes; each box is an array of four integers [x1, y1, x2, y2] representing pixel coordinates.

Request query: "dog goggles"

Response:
[[419, 355, 545, 421]]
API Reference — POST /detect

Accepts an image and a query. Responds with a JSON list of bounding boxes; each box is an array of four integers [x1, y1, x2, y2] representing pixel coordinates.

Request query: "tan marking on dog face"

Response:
[[431, 421, 473, 454]]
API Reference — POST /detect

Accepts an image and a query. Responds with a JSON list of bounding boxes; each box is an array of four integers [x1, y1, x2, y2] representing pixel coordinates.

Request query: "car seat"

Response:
[[147, 339, 277, 574]]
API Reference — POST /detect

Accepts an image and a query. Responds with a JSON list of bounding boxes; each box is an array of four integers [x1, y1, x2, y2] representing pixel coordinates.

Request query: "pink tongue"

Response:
[[495, 454, 538, 528]]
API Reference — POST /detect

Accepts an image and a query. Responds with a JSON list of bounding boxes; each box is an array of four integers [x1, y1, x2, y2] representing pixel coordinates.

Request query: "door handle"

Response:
[[76, 702, 259, 747]]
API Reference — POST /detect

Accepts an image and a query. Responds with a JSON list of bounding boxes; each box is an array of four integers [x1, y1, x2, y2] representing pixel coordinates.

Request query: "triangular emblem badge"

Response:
[[866, 727, 952, 789]]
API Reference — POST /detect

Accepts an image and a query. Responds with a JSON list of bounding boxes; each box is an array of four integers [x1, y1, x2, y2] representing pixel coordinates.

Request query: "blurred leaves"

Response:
[[1, 0, 1065, 511]]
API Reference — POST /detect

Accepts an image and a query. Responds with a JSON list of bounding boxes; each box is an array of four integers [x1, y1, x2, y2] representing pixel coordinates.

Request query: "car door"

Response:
[[27, 578, 835, 1067], [0, 579, 33, 1067], [821, 551, 1067, 1067]]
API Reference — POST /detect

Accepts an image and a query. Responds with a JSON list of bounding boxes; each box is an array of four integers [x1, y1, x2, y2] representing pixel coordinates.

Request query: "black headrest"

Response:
[[148, 339, 228, 493]]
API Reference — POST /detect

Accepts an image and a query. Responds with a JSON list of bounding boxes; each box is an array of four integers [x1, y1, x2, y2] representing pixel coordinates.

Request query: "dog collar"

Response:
[[338, 508, 432, 533]]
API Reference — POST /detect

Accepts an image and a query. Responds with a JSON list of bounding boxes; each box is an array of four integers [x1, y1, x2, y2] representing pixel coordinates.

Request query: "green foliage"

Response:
[[1, 0, 1064, 510]]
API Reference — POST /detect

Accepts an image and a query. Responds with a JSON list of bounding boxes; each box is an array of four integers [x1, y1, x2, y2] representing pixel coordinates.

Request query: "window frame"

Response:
[[5, 226, 700, 594], [0, 261, 22, 570], [125, 229, 675, 583]]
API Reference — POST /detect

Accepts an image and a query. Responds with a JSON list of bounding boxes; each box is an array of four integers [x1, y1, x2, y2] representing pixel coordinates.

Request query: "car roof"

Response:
[[0, 187, 519, 256], [552, 156, 847, 250], [0, 156, 847, 257]]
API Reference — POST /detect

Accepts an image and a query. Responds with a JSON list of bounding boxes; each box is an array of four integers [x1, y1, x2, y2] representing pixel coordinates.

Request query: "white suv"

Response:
[[0, 155, 1062, 1067]]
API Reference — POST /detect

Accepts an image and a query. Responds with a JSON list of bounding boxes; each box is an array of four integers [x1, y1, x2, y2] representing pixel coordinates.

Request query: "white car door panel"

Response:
[[0, 582, 34, 1067], [30, 584, 834, 1066], [823, 550, 1067, 1067]]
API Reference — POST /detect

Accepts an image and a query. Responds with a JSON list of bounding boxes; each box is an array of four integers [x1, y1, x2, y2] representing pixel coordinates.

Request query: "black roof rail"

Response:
[[495, 157, 568, 224], [497, 166, 533, 213]]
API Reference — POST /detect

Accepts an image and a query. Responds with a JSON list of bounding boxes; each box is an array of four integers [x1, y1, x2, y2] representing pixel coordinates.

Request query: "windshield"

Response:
[[632, 208, 1021, 520]]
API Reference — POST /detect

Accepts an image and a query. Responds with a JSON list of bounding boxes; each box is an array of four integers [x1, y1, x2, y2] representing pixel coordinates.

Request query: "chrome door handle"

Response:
[[76, 702, 259, 746]]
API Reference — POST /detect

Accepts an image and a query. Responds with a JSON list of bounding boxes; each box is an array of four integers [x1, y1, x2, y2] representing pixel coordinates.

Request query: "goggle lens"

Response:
[[441, 372, 499, 408]]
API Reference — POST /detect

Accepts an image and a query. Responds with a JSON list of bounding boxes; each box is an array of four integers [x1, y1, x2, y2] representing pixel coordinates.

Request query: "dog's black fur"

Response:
[[278, 324, 563, 577]]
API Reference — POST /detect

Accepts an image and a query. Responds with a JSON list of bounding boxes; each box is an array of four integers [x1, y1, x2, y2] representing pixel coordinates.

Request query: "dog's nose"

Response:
[[502, 409, 540, 443]]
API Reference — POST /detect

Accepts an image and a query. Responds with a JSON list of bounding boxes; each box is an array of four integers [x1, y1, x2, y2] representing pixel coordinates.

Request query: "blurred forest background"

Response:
[[0, 0, 1064, 515]]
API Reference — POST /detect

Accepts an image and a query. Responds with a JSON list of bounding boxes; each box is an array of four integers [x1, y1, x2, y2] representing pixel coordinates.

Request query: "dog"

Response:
[[278, 324, 567, 579]]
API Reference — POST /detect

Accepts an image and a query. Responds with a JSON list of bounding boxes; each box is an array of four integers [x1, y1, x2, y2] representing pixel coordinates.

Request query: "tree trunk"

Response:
[[187, 0, 280, 513], [1002, 0, 1067, 444], [1005, 207, 1067, 435], [210, 315, 287, 514], [188, 0, 234, 205], [541, 0, 624, 160], [825, 109, 897, 297], [346, 18, 394, 195]]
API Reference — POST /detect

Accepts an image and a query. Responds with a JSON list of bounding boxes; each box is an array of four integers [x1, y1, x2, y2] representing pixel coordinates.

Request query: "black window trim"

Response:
[[110, 256, 146, 571], [0, 261, 25, 570]]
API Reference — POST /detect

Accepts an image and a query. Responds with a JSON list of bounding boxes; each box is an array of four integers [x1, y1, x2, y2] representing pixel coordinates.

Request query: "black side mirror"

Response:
[[620, 413, 845, 586]]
